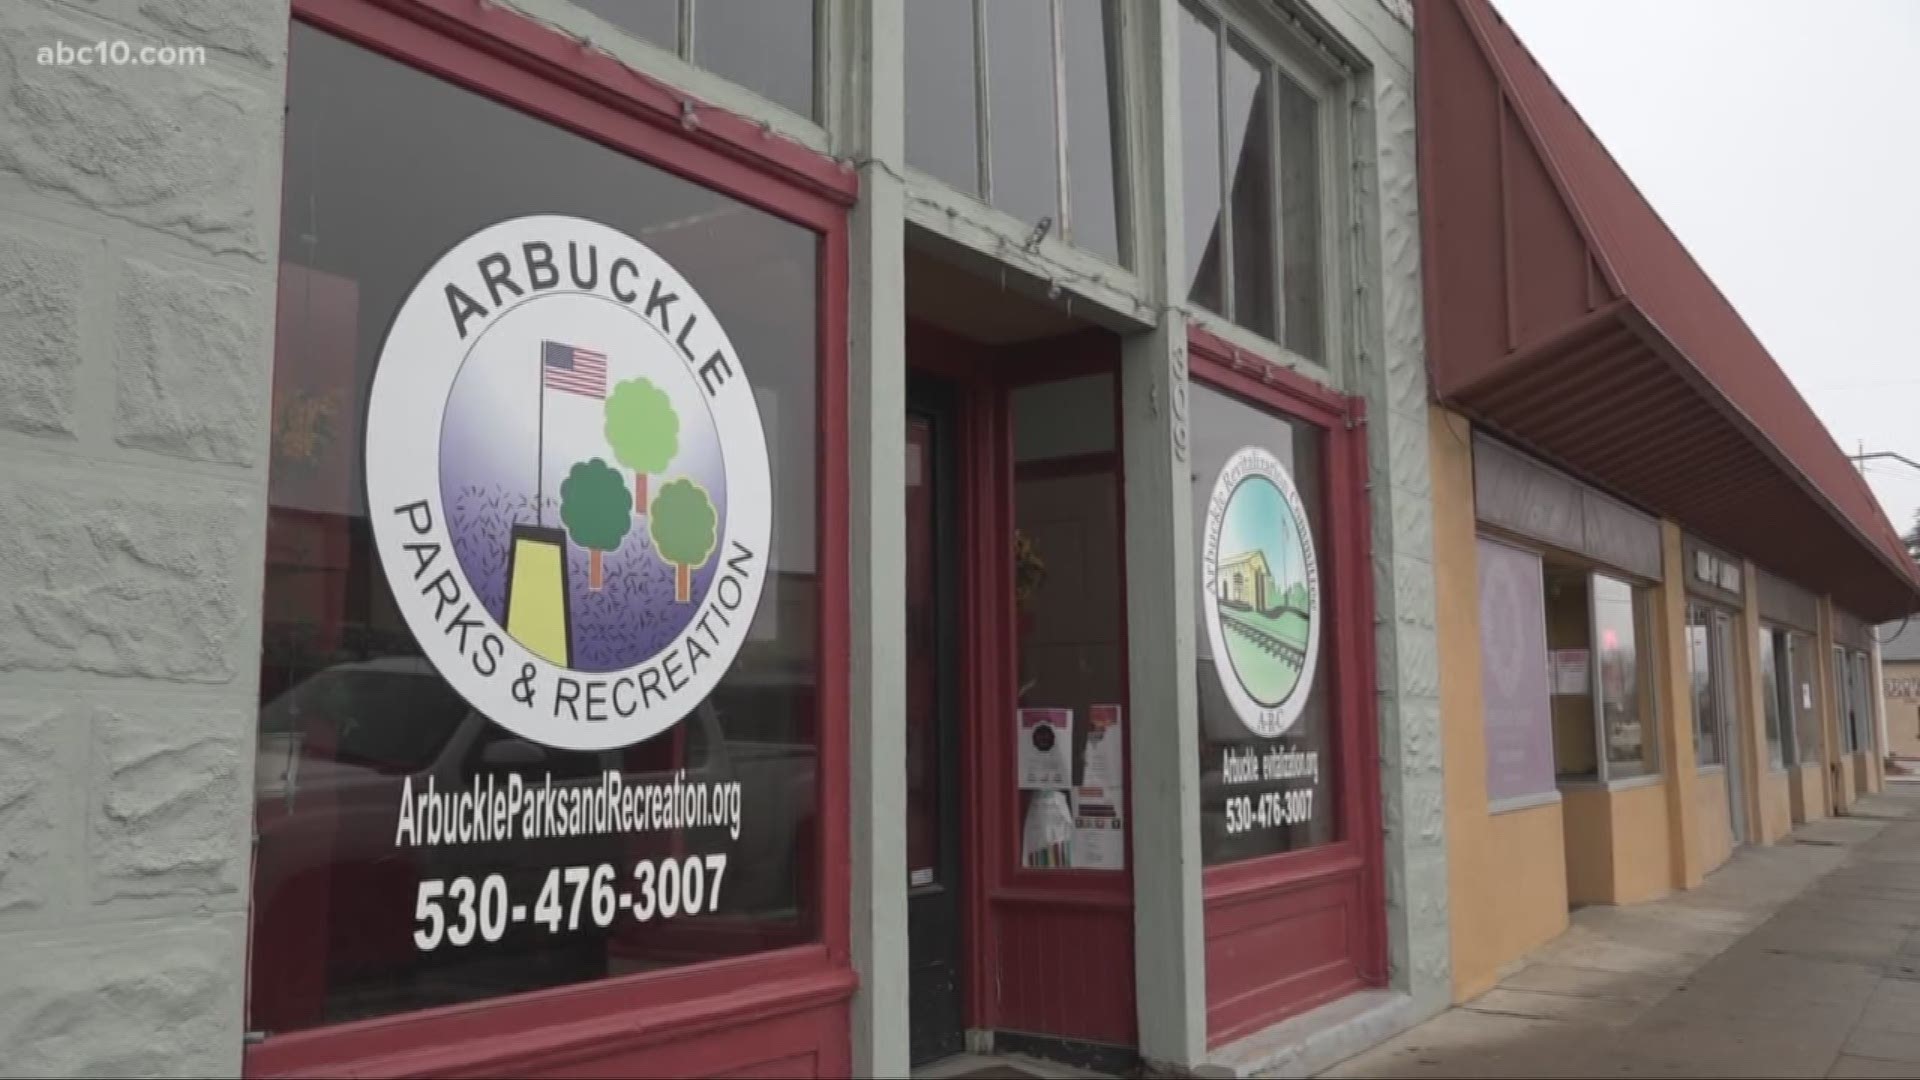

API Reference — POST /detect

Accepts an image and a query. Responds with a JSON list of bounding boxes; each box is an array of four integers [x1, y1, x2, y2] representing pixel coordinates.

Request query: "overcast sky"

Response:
[[1487, 0, 1920, 538]]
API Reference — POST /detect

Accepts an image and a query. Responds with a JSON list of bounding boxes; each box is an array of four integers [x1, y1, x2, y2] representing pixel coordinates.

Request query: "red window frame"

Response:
[[247, 1, 855, 1074], [1186, 326, 1387, 1046]]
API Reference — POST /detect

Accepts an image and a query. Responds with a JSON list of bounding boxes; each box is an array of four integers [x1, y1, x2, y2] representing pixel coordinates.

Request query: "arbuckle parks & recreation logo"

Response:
[[366, 215, 771, 753]]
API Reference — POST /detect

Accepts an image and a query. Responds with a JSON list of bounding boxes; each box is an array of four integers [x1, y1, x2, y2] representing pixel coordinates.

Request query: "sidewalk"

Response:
[[1323, 788, 1920, 1079]]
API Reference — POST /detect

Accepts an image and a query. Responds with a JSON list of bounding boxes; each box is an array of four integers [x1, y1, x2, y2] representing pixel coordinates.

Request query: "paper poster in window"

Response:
[[1017, 707, 1073, 789]]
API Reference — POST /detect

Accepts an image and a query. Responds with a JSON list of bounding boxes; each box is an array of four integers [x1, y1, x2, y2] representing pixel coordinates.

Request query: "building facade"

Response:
[[0, 0, 1446, 1076], [1419, 0, 1919, 1001], [4, 1, 1914, 1075], [1880, 621, 1920, 763]]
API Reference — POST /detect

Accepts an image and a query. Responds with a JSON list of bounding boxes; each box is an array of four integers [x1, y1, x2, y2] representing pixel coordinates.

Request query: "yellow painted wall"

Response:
[[1692, 769, 1733, 874], [1431, 407, 1570, 1002], [1608, 780, 1673, 903], [1470, 803, 1568, 996], [1653, 523, 1707, 889], [1561, 780, 1671, 906], [1756, 767, 1792, 843], [1791, 762, 1828, 822], [1560, 785, 1614, 905]]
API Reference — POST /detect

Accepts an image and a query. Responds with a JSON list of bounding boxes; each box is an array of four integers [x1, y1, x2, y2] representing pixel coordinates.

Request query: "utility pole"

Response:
[[1849, 449, 1920, 474]]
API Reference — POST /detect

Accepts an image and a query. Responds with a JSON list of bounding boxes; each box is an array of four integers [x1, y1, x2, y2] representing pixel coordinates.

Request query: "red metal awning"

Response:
[[1417, 0, 1920, 622]]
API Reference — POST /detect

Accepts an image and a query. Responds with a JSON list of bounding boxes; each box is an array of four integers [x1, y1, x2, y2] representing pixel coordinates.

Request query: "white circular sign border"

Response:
[[364, 213, 771, 753], [1202, 445, 1323, 740]]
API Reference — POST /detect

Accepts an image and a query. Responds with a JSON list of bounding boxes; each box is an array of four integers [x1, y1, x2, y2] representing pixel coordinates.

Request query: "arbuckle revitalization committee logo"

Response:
[[1201, 446, 1321, 739], [366, 215, 770, 753]]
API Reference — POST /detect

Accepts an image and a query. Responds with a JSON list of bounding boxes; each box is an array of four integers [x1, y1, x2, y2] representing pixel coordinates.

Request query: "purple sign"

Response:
[[1477, 538, 1556, 802]]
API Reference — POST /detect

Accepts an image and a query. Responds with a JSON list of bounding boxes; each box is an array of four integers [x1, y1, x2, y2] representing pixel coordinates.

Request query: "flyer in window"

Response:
[[1550, 649, 1590, 696], [1071, 786, 1126, 871], [1022, 790, 1074, 868], [1083, 704, 1124, 794], [1017, 707, 1073, 790]]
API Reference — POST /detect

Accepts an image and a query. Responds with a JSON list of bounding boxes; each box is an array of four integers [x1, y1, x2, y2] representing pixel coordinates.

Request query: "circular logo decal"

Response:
[[1201, 447, 1321, 739], [366, 215, 770, 752]]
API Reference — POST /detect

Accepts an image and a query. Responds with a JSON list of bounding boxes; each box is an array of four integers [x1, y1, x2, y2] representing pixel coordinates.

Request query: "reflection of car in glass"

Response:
[[250, 657, 815, 1022]]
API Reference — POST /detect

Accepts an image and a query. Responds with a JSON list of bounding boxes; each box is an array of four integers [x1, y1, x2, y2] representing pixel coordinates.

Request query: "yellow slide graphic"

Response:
[[505, 525, 572, 667]]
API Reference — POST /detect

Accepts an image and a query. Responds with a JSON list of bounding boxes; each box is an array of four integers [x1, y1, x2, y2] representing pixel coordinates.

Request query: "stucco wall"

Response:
[[1756, 768, 1792, 844], [0, 1, 288, 1075], [1606, 781, 1671, 904], [1560, 781, 1670, 907], [1790, 762, 1828, 823], [1430, 407, 1567, 1002], [1559, 786, 1613, 906], [1692, 770, 1734, 875]]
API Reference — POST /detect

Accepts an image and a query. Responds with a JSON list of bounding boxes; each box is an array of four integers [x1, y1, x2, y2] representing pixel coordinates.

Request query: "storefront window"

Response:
[[906, 0, 1127, 265], [1593, 574, 1657, 778], [1760, 628, 1786, 769], [1010, 375, 1127, 871], [1179, 0, 1328, 359], [1849, 650, 1873, 753], [1191, 384, 1334, 864], [575, 0, 819, 118], [251, 26, 822, 1034], [1788, 632, 1820, 765], [1546, 566, 1656, 781], [1688, 606, 1721, 766], [1545, 566, 1594, 779]]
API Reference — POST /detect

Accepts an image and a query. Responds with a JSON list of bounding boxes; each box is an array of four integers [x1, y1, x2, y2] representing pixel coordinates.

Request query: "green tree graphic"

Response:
[[604, 378, 680, 517], [560, 458, 632, 591], [649, 478, 718, 603]]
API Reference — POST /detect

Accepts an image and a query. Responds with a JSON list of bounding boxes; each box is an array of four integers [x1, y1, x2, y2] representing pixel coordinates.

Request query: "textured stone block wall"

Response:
[[1344, 5, 1452, 1013], [0, 1, 288, 1074]]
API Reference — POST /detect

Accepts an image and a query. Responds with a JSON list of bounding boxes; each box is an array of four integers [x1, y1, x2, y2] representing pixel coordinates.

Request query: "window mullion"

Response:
[[1590, 575, 1609, 782], [1051, 0, 1070, 243], [679, 0, 696, 60], [1215, 14, 1234, 320], [1267, 60, 1286, 348], [974, 0, 993, 203]]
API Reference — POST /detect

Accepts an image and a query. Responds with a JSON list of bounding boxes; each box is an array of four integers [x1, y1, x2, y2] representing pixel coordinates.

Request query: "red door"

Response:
[[908, 324, 1138, 1055]]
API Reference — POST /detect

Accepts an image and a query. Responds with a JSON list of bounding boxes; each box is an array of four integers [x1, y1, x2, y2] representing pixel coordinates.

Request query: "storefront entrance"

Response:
[[902, 287, 1137, 1067], [906, 378, 965, 1065], [1688, 602, 1747, 845]]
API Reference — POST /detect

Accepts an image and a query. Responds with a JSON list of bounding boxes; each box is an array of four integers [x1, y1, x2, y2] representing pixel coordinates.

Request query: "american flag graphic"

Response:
[[541, 340, 607, 398]]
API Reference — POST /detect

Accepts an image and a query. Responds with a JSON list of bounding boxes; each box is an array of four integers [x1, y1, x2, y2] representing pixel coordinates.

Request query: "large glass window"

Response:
[[1010, 375, 1127, 872], [1179, 0, 1329, 360], [1787, 631, 1820, 765], [1190, 383, 1334, 864], [1760, 628, 1787, 769], [1847, 649, 1873, 754], [252, 26, 823, 1034], [1547, 566, 1657, 781], [1688, 604, 1725, 767], [1593, 574, 1657, 778], [574, 0, 819, 118], [906, 0, 1127, 265], [1836, 647, 1862, 753]]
